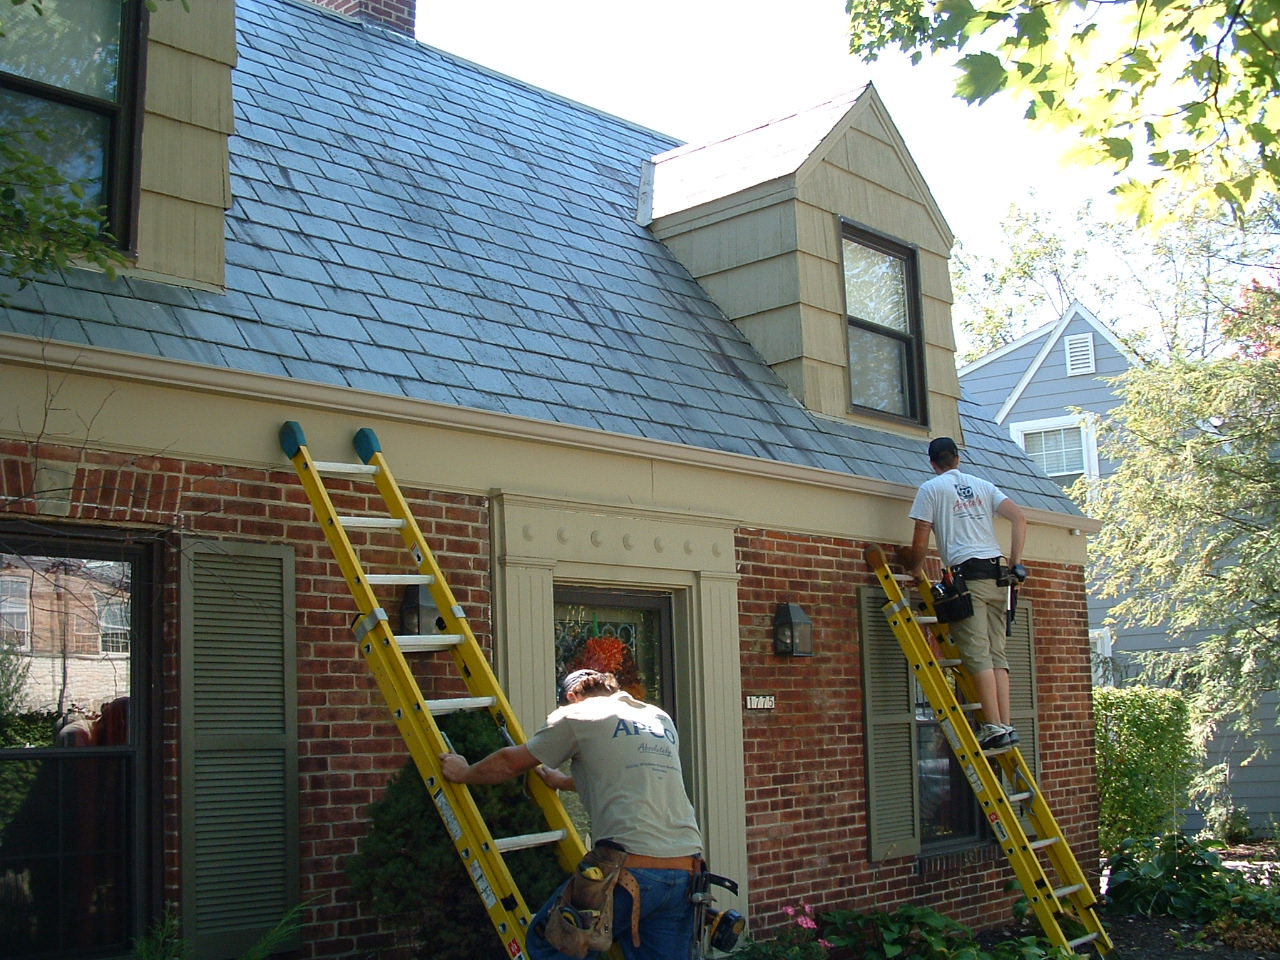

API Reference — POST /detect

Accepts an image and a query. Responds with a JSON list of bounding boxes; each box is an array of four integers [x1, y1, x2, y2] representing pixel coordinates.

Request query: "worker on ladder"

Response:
[[441, 668, 706, 959], [901, 437, 1028, 751]]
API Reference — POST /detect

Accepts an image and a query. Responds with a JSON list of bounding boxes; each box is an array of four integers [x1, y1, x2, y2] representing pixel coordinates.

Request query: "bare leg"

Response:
[[995, 667, 1011, 726], [974, 668, 999, 725]]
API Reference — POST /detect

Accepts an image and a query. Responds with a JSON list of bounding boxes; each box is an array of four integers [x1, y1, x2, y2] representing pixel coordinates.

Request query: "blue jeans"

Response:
[[526, 868, 696, 960]]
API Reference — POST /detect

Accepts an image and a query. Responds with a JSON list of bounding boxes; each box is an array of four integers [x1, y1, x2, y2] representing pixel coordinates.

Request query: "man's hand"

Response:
[[893, 544, 914, 568], [440, 752, 471, 783], [535, 764, 575, 792]]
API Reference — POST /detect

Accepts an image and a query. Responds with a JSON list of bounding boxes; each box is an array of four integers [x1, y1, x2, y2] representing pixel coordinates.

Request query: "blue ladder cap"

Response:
[[280, 421, 306, 458], [353, 427, 381, 464]]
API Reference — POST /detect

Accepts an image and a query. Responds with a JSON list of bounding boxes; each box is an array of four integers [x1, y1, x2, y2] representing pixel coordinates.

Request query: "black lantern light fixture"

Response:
[[773, 602, 813, 657]]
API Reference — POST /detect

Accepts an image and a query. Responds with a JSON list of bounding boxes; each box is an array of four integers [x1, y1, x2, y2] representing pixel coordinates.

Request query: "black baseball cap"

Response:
[[927, 437, 959, 461]]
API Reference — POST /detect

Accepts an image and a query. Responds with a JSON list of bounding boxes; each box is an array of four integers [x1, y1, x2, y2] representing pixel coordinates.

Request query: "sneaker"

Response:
[[1002, 724, 1020, 745], [977, 723, 1010, 750]]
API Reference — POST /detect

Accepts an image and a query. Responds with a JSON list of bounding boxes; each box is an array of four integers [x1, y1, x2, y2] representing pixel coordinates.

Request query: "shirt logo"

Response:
[[956, 482, 975, 499]]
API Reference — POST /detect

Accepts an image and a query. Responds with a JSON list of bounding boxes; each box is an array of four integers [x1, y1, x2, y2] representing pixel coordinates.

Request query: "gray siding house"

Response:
[[960, 301, 1280, 835]]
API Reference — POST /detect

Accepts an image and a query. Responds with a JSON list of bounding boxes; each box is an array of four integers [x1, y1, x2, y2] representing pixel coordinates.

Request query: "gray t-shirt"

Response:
[[526, 691, 702, 858], [909, 468, 1007, 568]]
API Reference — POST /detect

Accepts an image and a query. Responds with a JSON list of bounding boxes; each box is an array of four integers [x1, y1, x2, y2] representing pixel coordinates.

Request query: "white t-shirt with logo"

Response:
[[526, 690, 702, 857], [909, 469, 1007, 568]]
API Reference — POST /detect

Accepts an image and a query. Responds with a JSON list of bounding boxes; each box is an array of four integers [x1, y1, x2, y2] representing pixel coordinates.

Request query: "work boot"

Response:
[[978, 723, 1010, 750], [1001, 724, 1020, 745]]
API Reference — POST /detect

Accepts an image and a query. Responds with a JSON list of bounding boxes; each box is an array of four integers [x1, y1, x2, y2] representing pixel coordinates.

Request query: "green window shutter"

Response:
[[861, 586, 921, 860], [1007, 599, 1038, 779], [180, 541, 298, 960]]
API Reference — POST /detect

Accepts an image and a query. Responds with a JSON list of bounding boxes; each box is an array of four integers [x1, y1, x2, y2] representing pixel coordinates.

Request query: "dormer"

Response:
[[639, 85, 963, 440]]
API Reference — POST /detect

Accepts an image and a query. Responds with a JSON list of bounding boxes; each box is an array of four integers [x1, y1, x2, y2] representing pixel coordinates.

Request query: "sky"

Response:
[[414, 0, 1123, 265]]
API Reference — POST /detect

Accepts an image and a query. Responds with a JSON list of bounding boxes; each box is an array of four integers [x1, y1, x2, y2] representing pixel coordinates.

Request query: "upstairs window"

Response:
[[0, 0, 146, 249], [1012, 415, 1098, 491], [842, 222, 926, 423]]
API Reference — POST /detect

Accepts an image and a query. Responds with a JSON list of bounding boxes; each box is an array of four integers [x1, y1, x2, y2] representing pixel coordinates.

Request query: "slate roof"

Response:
[[0, 0, 1080, 517]]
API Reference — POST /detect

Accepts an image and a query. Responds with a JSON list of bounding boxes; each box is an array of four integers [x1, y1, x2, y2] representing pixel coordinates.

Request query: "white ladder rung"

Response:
[[891, 572, 914, 582], [367, 574, 435, 585], [917, 615, 939, 624], [338, 516, 405, 529], [1008, 790, 1034, 803], [493, 829, 567, 853], [313, 460, 379, 476], [1054, 882, 1084, 899], [1030, 837, 1059, 850], [427, 696, 496, 715], [938, 658, 962, 667], [961, 703, 982, 712], [1067, 932, 1101, 949], [398, 634, 464, 652]]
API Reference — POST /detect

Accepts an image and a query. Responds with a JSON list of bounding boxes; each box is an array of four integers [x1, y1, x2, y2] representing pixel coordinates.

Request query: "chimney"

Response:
[[310, 0, 416, 35]]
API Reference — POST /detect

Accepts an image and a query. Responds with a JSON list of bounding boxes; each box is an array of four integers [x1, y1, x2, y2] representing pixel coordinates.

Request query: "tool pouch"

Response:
[[543, 843, 632, 958], [931, 572, 974, 623]]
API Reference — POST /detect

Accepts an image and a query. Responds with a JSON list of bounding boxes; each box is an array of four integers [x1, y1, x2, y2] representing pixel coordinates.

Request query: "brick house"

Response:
[[0, 1, 1099, 958]]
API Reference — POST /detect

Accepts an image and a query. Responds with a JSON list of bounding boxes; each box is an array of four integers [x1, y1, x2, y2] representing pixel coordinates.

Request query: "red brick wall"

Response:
[[308, 0, 416, 34], [736, 526, 1100, 937], [0, 438, 488, 958]]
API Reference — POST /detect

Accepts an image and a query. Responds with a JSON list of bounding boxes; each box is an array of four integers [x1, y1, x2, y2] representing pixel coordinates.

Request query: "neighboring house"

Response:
[[0, 2, 1099, 958], [959, 302, 1280, 834]]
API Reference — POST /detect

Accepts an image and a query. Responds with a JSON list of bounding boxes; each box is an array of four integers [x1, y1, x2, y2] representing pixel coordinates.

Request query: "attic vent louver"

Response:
[[1064, 333, 1095, 376]]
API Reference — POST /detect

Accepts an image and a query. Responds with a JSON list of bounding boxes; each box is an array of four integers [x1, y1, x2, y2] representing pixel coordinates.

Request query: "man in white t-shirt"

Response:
[[903, 437, 1028, 750], [441, 669, 703, 959]]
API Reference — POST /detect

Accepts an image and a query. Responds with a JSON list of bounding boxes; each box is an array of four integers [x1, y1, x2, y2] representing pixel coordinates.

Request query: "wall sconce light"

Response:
[[773, 602, 813, 657]]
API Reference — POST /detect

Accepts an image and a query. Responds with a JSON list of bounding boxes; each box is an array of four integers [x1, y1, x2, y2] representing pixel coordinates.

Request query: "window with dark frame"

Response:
[[841, 222, 926, 423], [0, 524, 154, 958], [915, 679, 982, 848], [0, 0, 146, 250]]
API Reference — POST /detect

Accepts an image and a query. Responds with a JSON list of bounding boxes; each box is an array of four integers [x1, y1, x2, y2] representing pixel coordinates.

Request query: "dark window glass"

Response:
[[0, 526, 152, 958], [915, 680, 981, 847], [0, 0, 144, 246], [842, 224, 925, 422]]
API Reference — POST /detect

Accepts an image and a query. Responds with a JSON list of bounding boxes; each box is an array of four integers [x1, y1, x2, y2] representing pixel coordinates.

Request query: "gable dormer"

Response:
[[640, 86, 962, 440]]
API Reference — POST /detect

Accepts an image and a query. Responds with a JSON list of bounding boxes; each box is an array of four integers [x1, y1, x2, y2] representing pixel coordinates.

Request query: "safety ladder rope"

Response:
[[864, 546, 1113, 957], [280, 421, 588, 960]]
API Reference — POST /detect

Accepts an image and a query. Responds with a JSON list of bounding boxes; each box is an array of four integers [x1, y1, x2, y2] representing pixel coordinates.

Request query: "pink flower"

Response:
[[795, 914, 817, 930], [783, 905, 795, 917]]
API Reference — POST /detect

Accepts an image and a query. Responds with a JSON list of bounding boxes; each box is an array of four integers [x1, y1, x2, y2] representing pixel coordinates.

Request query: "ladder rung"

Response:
[[938, 658, 962, 667], [1030, 837, 1059, 850], [367, 574, 435, 585], [891, 572, 914, 581], [1008, 790, 1034, 803], [426, 696, 496, 715], [916, 615, 938, 624], [338, 515, 405, 529], [398, 633, 464, 652], [1054, 883, 1084, 899], [313, 460, 379, 476], [961, 703, 982, 712], [1067, 932, 1101, 949], [493, 829, 567, 853]]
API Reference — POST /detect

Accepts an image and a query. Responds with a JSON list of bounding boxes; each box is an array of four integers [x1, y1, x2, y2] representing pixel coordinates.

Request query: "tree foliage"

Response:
[[845, 0, 1280, 221], [952, 189, 1280, 362], [1083, 282, 1280, 759]]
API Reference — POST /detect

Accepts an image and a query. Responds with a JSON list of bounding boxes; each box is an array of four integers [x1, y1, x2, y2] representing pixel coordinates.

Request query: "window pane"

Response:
[[0, 554, 133, 749], [0, 0, 123, 100], [843, 237, 908, 333], [848, 324, 910, 416], [0, 88, 110, 207], [1023, 427, 1084, 476], [553, 600, 666, 708]]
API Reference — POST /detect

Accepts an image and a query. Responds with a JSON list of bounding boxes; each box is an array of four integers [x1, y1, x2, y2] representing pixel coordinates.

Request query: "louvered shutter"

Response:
[[861, 586, 921, 860], [180, 541, 298, 959], [1006, 598, 1038, 778]]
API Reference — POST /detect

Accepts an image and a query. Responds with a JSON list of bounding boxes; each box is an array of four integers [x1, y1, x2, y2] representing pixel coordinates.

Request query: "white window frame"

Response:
[[0, 574, 32, 650], [1009, 414, 1100, 481]]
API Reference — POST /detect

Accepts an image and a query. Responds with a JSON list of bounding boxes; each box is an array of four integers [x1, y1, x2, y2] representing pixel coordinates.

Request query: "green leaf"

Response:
[[955, 51, 1008, 103]]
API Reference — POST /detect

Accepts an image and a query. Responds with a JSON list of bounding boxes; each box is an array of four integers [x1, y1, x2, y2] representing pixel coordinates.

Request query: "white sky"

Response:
[[414, 0, 1122, 262]]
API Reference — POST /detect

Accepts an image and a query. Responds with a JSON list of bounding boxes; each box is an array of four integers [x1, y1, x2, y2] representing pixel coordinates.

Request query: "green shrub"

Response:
[[1094, 686, 1196, 852], [731, 902, 829, 959], [344, 711, 565, 960], [1105, 832, 1280, 932], [821, 905, 1071, 960]]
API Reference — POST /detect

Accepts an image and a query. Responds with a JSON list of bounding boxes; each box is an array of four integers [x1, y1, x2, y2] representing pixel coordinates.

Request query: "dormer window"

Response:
[[0, 0, 146, 250], [841, 221, 926, 423]]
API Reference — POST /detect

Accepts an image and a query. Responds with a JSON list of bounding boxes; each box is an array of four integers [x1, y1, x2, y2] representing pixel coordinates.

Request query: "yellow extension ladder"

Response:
[[864, 546, 1113, 957], [280, 421, 586, 960]]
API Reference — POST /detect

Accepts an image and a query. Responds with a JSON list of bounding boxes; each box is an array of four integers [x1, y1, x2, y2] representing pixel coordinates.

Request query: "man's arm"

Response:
[[440, 744, 540, 785], [535, 764, 576, 792], [996, 498, 1027, 566]]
